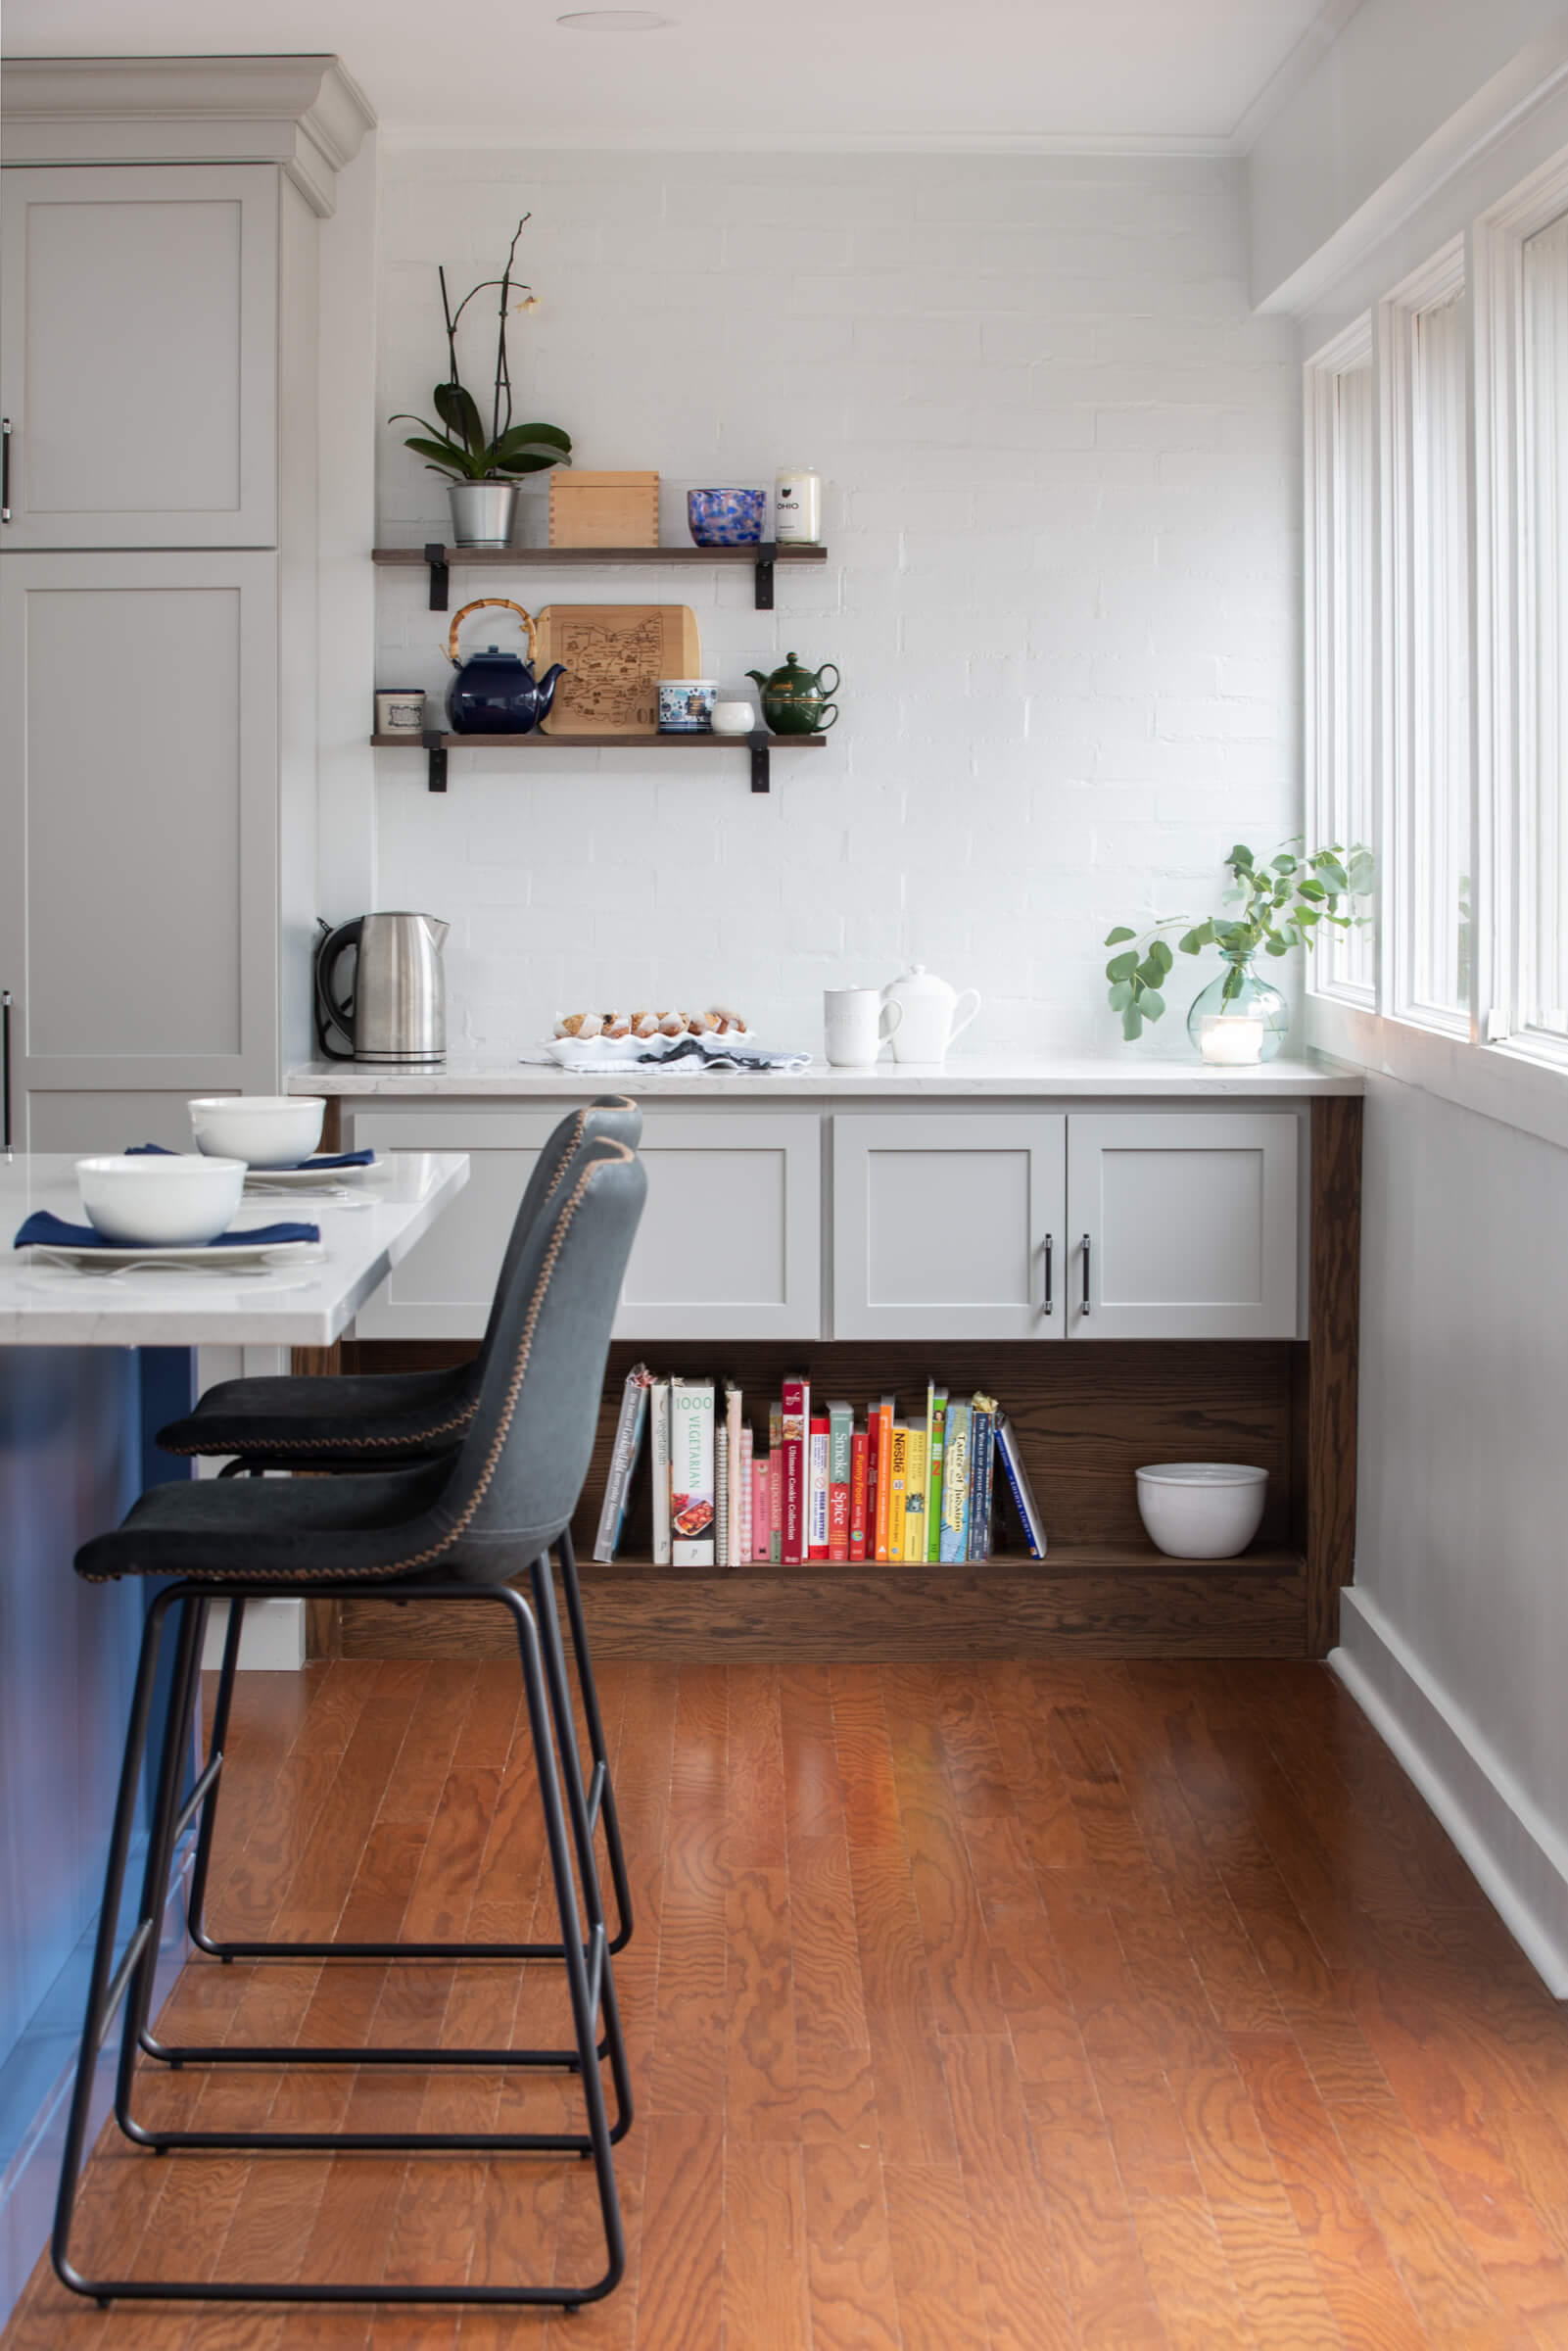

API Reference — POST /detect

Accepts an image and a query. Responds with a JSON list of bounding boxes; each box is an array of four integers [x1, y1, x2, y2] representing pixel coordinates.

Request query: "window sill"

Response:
[[1306, 995, 1568, 1154]]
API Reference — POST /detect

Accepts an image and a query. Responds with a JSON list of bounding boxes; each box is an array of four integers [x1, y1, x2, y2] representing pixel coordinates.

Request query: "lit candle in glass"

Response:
[[1200, 1014, 1266, 1066]]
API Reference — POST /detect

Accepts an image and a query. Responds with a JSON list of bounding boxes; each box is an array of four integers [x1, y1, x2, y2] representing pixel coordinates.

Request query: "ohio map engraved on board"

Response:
[[554, 612, 663, 729]]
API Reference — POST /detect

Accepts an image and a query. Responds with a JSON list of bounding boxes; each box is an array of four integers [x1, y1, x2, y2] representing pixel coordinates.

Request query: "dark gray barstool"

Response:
[[53, 1135, 646, 2315], [157, 1093, 641, 1964]]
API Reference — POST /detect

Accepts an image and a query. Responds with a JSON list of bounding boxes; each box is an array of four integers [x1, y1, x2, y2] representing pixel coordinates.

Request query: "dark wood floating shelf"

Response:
[[371, 729, 825, 794], [372, 539, 829, 611]]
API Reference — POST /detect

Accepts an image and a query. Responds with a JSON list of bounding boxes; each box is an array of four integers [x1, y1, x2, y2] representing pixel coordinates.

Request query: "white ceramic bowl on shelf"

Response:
[[1135, 1463, 1267, 1559], [189, 1095, 324, 1169], [76, 1154, 247, 1247]]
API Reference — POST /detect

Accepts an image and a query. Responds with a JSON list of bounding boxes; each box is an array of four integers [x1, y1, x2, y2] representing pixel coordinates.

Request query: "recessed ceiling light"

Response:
[[556, 9, 675, 25]]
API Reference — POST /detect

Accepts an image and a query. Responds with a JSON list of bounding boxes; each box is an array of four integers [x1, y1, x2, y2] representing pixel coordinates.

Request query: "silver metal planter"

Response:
[[448, 480, 518, 548]]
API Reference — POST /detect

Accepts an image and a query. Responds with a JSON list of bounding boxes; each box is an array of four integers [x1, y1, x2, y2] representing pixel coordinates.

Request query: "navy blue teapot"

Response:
[[445, 598, 565, 735]]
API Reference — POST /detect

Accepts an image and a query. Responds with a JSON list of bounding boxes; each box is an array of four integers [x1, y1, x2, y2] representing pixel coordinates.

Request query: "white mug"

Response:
[[825, 987, 901, 1068]]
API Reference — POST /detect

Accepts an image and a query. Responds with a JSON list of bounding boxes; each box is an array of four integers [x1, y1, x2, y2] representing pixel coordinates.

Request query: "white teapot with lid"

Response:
[[879, 965, 982, 1064]]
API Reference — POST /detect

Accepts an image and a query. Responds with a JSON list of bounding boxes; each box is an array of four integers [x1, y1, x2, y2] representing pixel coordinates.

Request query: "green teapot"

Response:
[[746, 650, 840, 735]]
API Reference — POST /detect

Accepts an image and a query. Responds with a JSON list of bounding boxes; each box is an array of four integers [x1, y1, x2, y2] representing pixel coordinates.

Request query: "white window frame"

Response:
[[1305, 315, 1378, 1009], [1378, 239, 1474, 1041], [1473, 147, 1568, 1072]]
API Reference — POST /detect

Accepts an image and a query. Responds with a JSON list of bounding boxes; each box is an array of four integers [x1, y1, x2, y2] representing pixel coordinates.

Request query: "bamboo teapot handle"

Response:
[[446, 598, 537, 665]]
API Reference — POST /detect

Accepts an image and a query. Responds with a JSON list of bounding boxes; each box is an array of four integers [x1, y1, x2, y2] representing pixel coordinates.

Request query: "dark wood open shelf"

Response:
[[372, 539, 828, 611], [371, 728, 825, 793]]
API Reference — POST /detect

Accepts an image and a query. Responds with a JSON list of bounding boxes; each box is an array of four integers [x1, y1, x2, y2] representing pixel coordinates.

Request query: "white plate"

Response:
[[24, 1237, 326, 1271], [241, 1162, 377, 1189]]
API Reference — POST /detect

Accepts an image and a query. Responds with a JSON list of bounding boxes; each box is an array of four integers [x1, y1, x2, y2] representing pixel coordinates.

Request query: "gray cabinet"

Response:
[[832, 1112, 1067, 1340], [0, 166, 280, 551], [346, 1106, 823, 1343], [1067, 1110, 1300, 1338], [0, 550, 282, 1146]]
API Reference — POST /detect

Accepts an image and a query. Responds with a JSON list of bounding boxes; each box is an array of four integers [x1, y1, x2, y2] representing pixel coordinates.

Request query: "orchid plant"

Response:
[[391, 216, 571, 485]]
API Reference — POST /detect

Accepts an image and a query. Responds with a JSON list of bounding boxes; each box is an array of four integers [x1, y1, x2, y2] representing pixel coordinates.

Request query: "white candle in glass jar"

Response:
[[775, 468, 820, 544], [1200, 1015, 1266, 1065]]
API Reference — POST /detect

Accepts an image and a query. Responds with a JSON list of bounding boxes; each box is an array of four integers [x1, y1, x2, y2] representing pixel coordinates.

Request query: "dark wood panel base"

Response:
[[339, 1551, 1307, 1661]]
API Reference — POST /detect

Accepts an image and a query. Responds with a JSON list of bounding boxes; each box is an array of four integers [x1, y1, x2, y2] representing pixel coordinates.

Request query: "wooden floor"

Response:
[[12, 1657, 1568, 2348]]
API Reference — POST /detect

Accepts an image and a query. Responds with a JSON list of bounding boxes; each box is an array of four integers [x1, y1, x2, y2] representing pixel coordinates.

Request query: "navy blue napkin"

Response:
[[126, 1143, 375, 1171], [15, 1212, 320, 1251]]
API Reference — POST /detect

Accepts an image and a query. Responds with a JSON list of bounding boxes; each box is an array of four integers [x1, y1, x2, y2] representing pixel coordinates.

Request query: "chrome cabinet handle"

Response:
[[2, 420, 11, 523], [1042, 1232, 1053, 1316], [1080, 1231, 1091, 1318]]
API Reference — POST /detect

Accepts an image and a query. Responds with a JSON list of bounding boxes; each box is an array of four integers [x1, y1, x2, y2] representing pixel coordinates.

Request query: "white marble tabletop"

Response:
[[288, 1050, 1363, 1101], [0, 1152, 468, 1347]]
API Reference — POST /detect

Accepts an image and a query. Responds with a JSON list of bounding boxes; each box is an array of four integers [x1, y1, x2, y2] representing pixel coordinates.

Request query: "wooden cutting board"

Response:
[[536, 604, 701, 737]]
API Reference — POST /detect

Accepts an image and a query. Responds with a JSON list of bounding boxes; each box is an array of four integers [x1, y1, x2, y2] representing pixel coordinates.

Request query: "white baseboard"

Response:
[[1332, 1588, 1568, 1997], [201, 1598, 306, 1671]]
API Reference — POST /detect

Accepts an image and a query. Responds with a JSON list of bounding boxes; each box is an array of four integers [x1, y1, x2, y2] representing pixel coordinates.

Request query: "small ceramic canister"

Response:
[[375, 688, 426, 738], [710, 700, 756, 736], [657, 679, 718, 733]]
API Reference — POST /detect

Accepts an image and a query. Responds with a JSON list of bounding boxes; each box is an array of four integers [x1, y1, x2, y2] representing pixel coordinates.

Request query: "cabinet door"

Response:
[[0, 166, 279, 549], [347, 1107, 823, 1343], [0, 550, 280, 1145], [617, 1113, 821, 1340], [347, 1111, 560, 1340], [1067, 1111, 1299, 1339], [832, 1113, 1067, 1339]]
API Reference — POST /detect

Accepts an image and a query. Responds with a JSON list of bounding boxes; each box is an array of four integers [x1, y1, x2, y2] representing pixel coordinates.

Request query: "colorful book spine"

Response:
[[940, 1400, 972, 1564], [875, 1398, 895, 1561], [715, 1414, 729, 1568], [828, 1402, 853, 1562], [903, 1427, 927, 1563], [726, 1381, 743, 1569], [670, 1376, 715, 1566], [769, 1403, 784, 1563], [593, 1363, 652, 1562], [739, 1423, 753, 1563], [866, 1409, 880, 1560], [848, 1428, 869, 1561], [650, 1377, 672, 1565], [751, 1456, 771, 1560], [808, 1415, 831, 1559], [782, 1375, 808, 1564], [927, 1388, 948, 1564], [993, 1411, 1047, 1559], [886, 1423, 909, 1562], [969, 1395, 996, 1560]]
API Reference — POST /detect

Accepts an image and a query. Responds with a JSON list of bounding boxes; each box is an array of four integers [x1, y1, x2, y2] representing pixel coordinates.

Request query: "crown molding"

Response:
[[378, 123, 1235, 157], [1228, 0, 1367, 156], [0, 55, 376, 216]]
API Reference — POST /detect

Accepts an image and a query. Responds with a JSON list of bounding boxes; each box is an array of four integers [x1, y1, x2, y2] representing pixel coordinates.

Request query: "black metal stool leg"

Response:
[[58, 1579, 625, 2309], [116, 1596, 208, 2140], [555, 1528, 634, 1955], [52, 1587, 183, 2305], [530, 1555, 633, 2142], [180, 1593, 244, 1961]]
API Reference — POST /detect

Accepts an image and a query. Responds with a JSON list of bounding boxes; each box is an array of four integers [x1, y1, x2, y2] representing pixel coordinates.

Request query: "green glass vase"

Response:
[[1186, 961, 1289, 1064]]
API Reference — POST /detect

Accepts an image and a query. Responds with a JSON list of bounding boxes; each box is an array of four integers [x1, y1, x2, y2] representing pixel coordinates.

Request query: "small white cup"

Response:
[[711, 700, 756, 736], [824, 987, 902, 1068]]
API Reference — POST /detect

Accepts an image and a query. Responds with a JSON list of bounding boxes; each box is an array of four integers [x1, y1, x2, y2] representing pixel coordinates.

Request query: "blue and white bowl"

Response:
[[688, 487, 767, 547]]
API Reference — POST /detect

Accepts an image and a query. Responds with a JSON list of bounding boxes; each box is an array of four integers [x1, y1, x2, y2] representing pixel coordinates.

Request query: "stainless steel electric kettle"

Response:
[[314, 912, 450, 1064]]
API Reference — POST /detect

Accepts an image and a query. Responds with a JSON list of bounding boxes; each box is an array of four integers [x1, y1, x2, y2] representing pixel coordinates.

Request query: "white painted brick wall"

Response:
[[371, 150, 1300, 1057]]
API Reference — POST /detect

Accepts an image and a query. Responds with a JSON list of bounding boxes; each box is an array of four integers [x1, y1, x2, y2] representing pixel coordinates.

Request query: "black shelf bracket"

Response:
[[753, 542, 778, 611], [422, 728, 449, 792], [423, 541, 451, 612], [748, 731, 771, 793]]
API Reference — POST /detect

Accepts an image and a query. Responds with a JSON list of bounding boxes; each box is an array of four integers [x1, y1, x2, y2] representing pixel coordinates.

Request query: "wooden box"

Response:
[[537, 604, 701, 736], [548, 469, 659, 549]]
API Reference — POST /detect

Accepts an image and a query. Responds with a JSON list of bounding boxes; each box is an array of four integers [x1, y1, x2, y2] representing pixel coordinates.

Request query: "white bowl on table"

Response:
[[76, 1154, 248, 1247], [189, 1095, 325, 1170], [1135, 1463, 1268, 1559]]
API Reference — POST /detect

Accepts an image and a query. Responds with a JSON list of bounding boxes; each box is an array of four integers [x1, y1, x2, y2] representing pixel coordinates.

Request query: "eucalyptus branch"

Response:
[[1104, 838, 1374, 1041]]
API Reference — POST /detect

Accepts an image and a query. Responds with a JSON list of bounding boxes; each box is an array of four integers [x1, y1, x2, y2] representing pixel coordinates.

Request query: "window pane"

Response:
[[1323, 361, 1376, 997], [1406, 291, 1472, 1023], [1522, 209, 1568, 1037]]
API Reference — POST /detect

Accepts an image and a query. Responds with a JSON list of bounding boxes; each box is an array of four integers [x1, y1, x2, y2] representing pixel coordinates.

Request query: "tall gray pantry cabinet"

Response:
[[0, 59, 373, 1148]]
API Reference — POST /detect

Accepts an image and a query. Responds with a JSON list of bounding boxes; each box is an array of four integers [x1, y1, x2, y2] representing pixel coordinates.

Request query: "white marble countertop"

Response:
[[0, 1152, 468, 1346], [289, 1051, 1362, 1100]]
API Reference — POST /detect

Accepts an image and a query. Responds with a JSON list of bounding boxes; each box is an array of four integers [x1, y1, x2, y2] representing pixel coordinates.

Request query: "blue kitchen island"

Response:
[[0, 1150, 468, 2325]]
